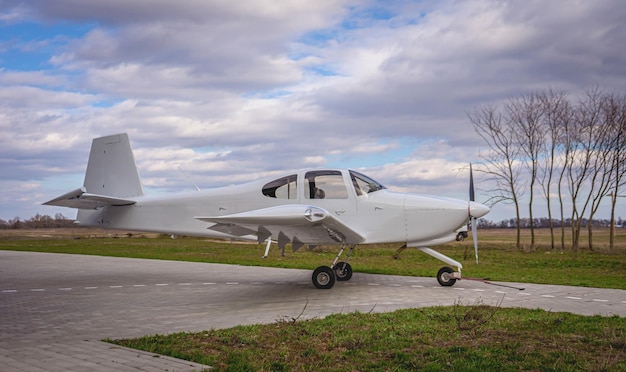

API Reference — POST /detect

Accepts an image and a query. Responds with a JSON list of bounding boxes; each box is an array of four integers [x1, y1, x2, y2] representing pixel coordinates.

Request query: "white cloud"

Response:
[[1, 0, 626, 221]]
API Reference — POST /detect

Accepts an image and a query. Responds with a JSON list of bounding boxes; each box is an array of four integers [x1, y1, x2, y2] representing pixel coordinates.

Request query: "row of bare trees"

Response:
[[469, 88, 626, 251], [0, 214, 75, 229], [479, 217, 625, 229]]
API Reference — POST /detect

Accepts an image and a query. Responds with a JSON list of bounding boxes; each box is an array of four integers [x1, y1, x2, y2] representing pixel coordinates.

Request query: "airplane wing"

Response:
[[43, 187, 137, 210], [195, 204, 364, 251]]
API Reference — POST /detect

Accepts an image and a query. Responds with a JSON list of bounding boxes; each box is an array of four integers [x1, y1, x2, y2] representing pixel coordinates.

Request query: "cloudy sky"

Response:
[[1, 0, 625, 222]]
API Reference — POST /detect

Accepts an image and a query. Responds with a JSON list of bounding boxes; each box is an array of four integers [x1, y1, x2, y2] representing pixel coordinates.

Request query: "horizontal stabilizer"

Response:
[[43, 187, 137, 210]]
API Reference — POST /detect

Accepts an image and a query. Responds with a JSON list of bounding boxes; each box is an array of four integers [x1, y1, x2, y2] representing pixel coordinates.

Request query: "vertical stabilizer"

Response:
[[83, 133, 144, 198]]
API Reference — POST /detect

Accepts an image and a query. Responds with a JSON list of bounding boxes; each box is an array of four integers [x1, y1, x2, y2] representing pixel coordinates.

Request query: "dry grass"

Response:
[[0, 227, 160, 240]]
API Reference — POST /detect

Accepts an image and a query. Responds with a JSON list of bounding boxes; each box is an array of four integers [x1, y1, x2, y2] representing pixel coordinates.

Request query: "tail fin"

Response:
[[43, 133, 143, 211], [84, 133, 144, 198]]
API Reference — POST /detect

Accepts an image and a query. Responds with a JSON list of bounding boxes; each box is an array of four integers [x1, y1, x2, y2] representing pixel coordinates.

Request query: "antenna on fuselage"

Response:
[[178, 166, 201, 191]]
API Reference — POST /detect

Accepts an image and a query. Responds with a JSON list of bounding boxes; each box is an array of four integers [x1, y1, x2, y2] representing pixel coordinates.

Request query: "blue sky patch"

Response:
[[0, 21, 95, 71]]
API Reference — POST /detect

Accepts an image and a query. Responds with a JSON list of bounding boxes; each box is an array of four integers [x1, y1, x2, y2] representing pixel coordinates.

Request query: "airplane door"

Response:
[[302, 170, 356, 218]]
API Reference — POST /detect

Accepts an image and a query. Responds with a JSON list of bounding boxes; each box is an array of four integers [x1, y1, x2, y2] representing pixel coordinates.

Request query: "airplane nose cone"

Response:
[[469, 201, 490, 218]]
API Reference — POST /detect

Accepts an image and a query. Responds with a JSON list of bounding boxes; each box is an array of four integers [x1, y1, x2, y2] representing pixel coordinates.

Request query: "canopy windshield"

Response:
[[349, 170, 385, 196]]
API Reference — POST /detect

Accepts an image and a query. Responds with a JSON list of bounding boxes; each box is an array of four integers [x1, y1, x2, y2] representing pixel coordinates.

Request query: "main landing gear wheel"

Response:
[[437, 266, 457, 287], [333, 262, 353, 281], [312, 266, 336, 289]]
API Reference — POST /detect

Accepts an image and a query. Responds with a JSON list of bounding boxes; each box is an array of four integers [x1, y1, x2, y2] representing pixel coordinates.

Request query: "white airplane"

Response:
[[44, 133, 490, 289]]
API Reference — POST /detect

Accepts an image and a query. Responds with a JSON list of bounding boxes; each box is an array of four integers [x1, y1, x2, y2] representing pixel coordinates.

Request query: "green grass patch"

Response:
[[107, 306, 626, 371], [1, 228, 625, 289]]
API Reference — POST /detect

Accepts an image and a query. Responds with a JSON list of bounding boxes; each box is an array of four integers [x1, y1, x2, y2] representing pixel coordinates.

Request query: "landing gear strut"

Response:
[[311, 244, 356, 289]]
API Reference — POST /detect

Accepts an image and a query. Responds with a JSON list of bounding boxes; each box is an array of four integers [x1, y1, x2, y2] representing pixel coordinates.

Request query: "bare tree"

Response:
[[8, 217, 22, 229], [566, 88, 608, 250], [537, 89, 570, 250], [603, 93, 626, 250], [28, 213, 55, 228], [555, 105, 573, 251], [469, 104, 525, 250], [586, 129, 615, 250], [507, 92, 545, 251]]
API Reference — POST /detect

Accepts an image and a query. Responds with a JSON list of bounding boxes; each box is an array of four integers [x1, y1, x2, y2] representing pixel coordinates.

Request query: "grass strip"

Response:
[[2, 233, 626, 289], [108, 305, 626, 371]]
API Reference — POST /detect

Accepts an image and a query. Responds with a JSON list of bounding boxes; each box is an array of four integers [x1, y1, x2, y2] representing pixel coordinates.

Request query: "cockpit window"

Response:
[[262, 174, 297, 199], [350, 170, 385, 196], [305, 170, 348, 199]]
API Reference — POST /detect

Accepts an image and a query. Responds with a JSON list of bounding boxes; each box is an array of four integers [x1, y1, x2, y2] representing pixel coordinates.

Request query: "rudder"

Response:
[[83, 133, 144, 198]]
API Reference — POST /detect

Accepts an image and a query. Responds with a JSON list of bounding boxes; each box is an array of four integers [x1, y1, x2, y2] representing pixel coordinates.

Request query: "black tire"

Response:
[[312, 266, 336, 289], [456, 232, 465, 241], [437, 266, 457, 287], [333, 262, 353, 281]]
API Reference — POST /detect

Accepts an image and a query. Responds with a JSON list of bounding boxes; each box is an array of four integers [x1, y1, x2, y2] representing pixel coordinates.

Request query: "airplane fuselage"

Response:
[[77, 169, 485, 247]]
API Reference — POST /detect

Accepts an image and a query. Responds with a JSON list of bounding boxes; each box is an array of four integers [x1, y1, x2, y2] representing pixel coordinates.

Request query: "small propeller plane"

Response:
[[44, 133, 490, 289]]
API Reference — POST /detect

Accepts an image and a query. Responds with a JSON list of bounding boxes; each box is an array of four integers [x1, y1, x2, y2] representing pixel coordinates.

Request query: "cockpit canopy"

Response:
[[262, 170, 385, 200], [261, 174, 297, 199]]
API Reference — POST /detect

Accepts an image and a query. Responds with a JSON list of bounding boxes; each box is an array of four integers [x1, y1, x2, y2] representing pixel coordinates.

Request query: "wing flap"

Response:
[[43, 187, 137, 210]]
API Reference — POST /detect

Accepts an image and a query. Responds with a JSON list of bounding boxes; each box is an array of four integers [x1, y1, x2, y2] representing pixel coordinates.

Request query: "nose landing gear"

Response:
[[416, 247, 463, 287]]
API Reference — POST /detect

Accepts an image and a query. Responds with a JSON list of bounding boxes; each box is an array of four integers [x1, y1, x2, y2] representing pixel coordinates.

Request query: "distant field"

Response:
[[479, 226, 626, 251], [2, 227, 625, 289]]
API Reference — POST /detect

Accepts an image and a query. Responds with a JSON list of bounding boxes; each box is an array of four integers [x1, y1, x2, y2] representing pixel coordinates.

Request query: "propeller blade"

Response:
[[471, 216, 478, 264], [469, 163, 478, 263], [469, 163, 475, 202]]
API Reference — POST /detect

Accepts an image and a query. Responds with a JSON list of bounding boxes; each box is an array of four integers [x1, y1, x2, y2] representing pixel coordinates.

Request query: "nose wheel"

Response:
[[436, 266, 458, 287]]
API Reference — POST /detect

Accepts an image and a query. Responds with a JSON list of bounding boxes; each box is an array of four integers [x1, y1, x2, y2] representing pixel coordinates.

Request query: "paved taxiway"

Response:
[[1, 250, 625, 371]]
